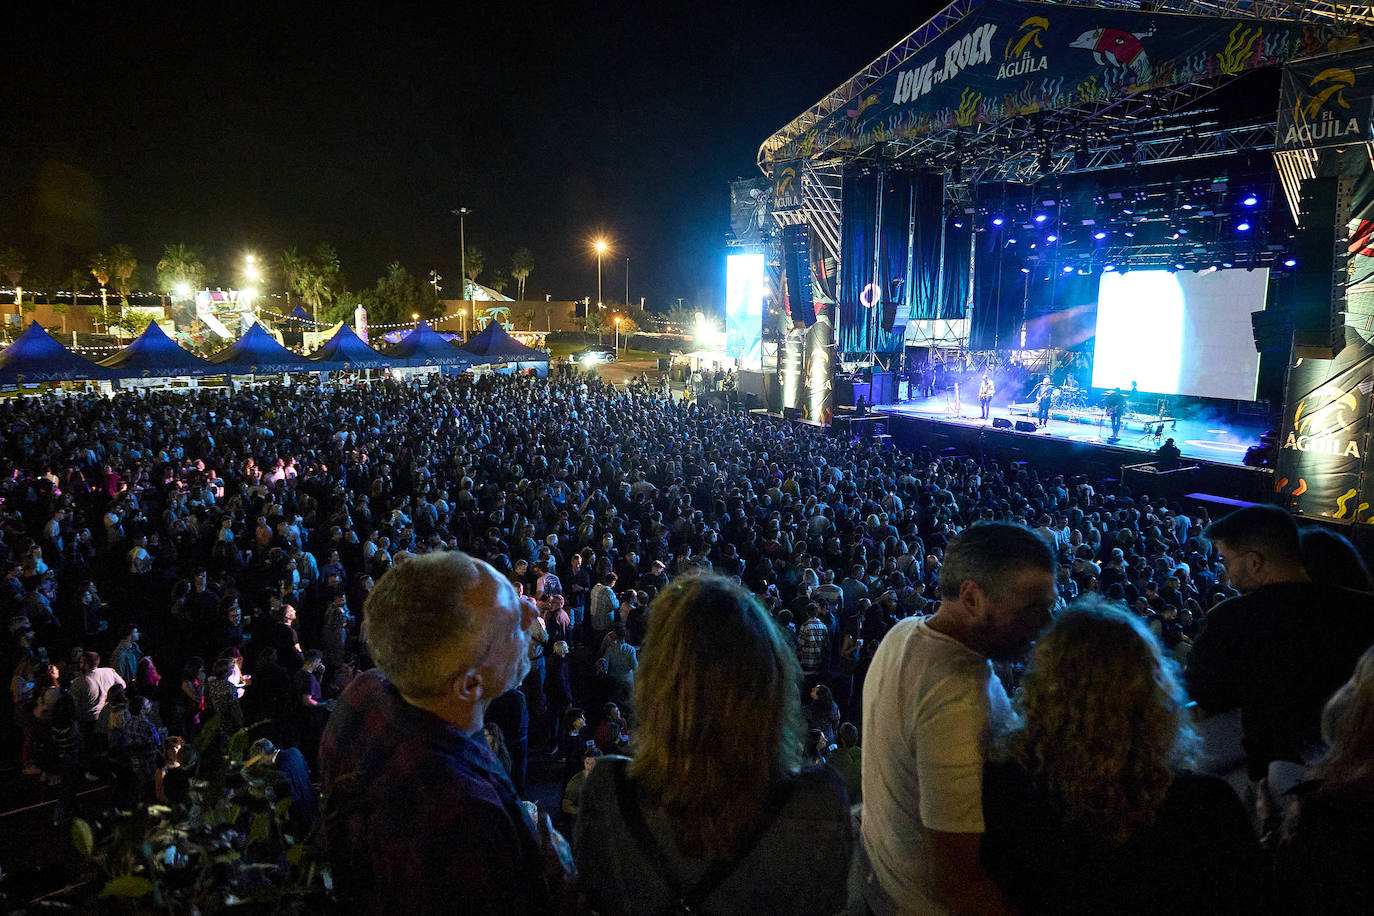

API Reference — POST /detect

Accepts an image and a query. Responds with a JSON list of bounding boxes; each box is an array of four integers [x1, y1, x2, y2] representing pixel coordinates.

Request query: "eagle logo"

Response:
[[1298, 68, 1355, 123], [1005, 16, 1049, 61], [1293, 383, 1360, 437]]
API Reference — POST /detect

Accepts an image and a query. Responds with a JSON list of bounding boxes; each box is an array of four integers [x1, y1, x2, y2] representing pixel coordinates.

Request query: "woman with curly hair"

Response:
[[981, 598, 1264, 915], [574, 572, 851, 916]]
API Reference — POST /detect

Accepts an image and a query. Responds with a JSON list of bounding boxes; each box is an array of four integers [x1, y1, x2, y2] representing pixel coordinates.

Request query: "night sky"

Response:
[[2, 2, 938, 311]]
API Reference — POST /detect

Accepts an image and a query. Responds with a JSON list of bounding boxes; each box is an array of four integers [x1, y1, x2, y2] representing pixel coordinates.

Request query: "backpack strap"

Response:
[[611, 761, 794, 914]]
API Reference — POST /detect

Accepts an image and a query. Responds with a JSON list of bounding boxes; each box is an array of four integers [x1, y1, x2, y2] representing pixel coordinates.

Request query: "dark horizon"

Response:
[[0, 2, 940, 313]]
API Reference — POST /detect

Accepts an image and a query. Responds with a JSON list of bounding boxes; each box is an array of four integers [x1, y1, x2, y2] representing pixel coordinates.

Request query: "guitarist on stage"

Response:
[[1104, 388, 1127, 441], [978, 372, 994, 420], [1034, 375, 1054, 427]]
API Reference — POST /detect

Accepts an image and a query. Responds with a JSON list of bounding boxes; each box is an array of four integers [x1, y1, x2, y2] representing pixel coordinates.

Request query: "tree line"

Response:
[[0, 242, 541, 331]]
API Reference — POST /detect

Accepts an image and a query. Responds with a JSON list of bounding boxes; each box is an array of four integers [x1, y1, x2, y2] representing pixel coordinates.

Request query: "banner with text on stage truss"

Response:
[[774, 0, 1352, 162], [1277, 52, 1374, 152], [1274, 327, 1374, 524]]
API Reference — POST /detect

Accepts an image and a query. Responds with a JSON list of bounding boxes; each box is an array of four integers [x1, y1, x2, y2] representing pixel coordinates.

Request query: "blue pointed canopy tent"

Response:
[[382, 320, 478, 369], [459, 321, 546, 363], [208, 322, 318, 374], [99, 321, 214, 378], [307, 324, 394, 371], [0, 321, 109, 383]]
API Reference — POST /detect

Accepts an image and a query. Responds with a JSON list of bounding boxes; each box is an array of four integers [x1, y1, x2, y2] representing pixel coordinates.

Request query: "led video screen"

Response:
[[1091, 268, 1267, 401], [725, 253, 764, 370]]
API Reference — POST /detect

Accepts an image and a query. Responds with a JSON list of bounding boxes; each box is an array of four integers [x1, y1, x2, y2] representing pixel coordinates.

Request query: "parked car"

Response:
[[573, 346, 617, 365]]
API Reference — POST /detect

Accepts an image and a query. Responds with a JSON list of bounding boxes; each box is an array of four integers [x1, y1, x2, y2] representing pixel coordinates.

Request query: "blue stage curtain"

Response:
[[910, 172, 944, 321], [971, 229, 1026, 351], [839, 169, 878, 354], [874, 171, 911, 353], [939, 220, 971, 319]]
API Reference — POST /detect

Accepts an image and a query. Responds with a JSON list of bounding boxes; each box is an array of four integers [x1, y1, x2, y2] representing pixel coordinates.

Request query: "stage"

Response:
[[878, 394, 1267, 469]]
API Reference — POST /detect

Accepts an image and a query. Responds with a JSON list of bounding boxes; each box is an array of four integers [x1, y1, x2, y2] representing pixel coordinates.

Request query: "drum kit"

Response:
[[1051, 383, 1088, 411]]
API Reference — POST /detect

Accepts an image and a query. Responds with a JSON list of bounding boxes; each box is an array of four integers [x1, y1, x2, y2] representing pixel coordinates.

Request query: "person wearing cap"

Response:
[[637, 559, 668, 593]]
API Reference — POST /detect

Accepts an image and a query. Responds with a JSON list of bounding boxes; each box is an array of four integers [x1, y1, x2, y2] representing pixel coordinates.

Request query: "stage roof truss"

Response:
[[759, 0, 1374, 177]]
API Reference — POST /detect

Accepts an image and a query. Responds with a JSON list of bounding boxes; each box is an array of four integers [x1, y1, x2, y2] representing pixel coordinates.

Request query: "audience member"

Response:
[[575, 573, 852, 916]]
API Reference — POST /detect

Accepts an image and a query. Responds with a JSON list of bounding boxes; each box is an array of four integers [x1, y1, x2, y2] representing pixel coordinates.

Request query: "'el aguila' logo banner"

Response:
[[1275, 327, 1374, 522], [1277, 56, 1370, 152]]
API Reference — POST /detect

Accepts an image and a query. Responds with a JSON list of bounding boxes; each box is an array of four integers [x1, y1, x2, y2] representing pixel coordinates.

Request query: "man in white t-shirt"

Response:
[[857, 522, 1056, 916]]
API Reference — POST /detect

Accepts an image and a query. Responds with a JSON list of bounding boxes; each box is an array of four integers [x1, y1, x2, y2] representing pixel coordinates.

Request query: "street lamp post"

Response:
[[625, 257, 629, 308], [453, 206, 471, 308], [615, 316, 621, 352], [595, 240, 607, 310]]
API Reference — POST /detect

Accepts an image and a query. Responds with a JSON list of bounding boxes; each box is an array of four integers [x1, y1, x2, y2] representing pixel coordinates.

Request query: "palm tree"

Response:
[[110, 244, 138, 299], [89, 251, 114, 329], [487, 269, 509, 298], [511, 247, 534, 300], [464, 246, 485, 282], [0, 247, 26, 308], [156, 243, 208, 297], [279, 247, 307, 310], [301, 244, 342, 323]]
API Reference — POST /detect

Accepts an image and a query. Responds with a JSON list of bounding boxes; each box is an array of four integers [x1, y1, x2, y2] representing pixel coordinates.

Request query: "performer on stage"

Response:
[[1034, 375, 1054, 427], [978, 372, 994, 420], [1104, 388, 1127, 441]]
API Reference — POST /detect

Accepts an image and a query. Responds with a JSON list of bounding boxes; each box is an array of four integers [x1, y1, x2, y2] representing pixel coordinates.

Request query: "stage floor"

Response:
[[878, 395, 1268, 469]]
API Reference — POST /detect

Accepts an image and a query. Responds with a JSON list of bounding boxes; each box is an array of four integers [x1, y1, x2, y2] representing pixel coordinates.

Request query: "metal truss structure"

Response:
[[760, 0, 1374, 308]]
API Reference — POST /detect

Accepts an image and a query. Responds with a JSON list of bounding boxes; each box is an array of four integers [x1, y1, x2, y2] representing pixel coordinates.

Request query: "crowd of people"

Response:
[[2, 370, 1372, 913]]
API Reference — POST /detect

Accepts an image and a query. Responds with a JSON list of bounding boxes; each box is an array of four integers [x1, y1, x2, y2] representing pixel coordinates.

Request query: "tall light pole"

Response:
[[595, 239, 607, 310], [615, 316, 622, 352], [625, 256, 629, 308], [453, 207, 471, 304]]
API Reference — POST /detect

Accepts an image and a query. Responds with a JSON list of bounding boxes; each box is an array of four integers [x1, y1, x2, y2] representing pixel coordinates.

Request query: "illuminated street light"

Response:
[[615, 315, 622, 351], [594, 239, 608, 310], [412, 312, 421, 325]]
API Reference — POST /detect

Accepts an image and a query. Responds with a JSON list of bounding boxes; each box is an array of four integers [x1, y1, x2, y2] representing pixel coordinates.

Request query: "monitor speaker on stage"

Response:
[[1291, 176, 1344, 360], [992, 417, 1012, 429], [1014, 420, 1038, 433]]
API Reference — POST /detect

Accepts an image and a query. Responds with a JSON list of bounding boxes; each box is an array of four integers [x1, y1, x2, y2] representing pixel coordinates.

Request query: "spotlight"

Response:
[[1237, 221, 1251, 232], [1182, 203, 1194, 210], [1243, 194, 1259, 207], [953, 220, 964, 228], [1093, 230, 1107, 240], [1034, 214, 1048, 223], [1020, 267, 1031, 273], [1222, 261, 1234, 268], [1175, 262, 1187, 270], [1046, 234, 1058, 242], [1104, 264, 1117, 272], [992, 216, 1005, 226], [1063, 265, 1074, 273], [1124, 230, 1136, 238], [1284, 258, 1297, 267]]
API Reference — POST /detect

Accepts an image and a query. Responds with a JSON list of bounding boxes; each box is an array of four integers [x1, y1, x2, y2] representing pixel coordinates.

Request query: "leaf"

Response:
[[99, 875, 153, 898], [274, 798, 293, 820], [228, 728, 251, 762], [248, 812, 270, 844], [71, 818, 94, 857], [285, 845, 306, 866]]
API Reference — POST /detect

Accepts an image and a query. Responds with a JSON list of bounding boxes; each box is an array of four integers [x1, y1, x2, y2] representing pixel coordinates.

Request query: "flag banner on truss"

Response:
[[1277, 50, 1374, 153], [773, 160, 804, 212], [778, 0, 1348, 161]]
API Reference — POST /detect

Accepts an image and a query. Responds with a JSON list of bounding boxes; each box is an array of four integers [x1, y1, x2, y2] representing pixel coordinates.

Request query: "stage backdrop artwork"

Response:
[[772, 0, 1348, 162], [729, 178, 772, 247]]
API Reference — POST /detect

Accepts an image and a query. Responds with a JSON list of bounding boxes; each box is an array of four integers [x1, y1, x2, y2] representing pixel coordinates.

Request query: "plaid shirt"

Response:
[[799, 619, 829, 672], [320, 670, 551, 915]]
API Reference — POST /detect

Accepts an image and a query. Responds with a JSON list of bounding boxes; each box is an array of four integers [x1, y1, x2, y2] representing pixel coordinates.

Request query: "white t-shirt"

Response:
[[860, 616, 1015, 915]]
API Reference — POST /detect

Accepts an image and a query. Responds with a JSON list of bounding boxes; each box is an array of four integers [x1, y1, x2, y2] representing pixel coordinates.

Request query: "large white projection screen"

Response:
[[1091, 268, 1267, 401], [725, 253, 764, 370]]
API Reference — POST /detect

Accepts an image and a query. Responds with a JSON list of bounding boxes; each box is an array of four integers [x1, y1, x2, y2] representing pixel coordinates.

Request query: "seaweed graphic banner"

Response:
[[775, 0, 1353, 162]]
